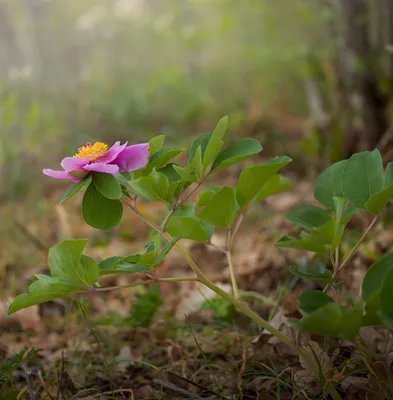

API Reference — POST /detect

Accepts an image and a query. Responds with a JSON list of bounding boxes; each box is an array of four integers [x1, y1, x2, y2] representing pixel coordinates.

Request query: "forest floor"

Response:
[[1, 168, 393, 400]]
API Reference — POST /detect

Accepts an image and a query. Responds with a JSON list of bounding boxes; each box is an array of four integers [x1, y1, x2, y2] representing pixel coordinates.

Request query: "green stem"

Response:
[[238, 290, 277, 307], [161, 207, 177, 232], [337, 215, 378, 273], [226, 213, 244, 300], [77, 276, 199, 294], [227, 239, 240, 300], [125, 200, 299, 353], [323, 215, 378, 293]]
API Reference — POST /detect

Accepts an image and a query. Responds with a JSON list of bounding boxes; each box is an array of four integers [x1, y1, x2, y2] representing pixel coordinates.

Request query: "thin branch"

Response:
[[239, 291, 277, 307], [337, 215, 378, 273], [226, 213, 245, 300], [324, 215, 378, 293], [161, 207, 176, 232], [206, 240, 227, 254], [177, 178, 206, 207], [77, 276, 199, 294]]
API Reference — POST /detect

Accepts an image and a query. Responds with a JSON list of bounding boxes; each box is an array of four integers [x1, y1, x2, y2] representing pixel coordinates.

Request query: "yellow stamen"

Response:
[[74, 142, 108, 160]]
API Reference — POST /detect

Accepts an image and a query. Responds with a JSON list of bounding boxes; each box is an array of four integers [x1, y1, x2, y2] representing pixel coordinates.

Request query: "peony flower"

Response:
[[43, 141, 149, 182]]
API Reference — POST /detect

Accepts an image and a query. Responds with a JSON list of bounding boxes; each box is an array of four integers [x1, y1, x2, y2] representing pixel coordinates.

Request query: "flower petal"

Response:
[[61, 157, 89, 171], [43, 169, 80, 182], [97, 141, 128, 163], [83, 162, 119, 175], [112, 143, 149, 172]]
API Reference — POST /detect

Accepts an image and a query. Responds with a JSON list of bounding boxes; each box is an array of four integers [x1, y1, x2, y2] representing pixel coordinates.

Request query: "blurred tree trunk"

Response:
[[0, 2, 24, 74], [20, 0, 54, 82], [334, 0, 389, 156]]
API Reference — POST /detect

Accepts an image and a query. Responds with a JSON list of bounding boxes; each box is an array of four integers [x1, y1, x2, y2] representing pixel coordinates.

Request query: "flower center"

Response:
[[74, 142, 108, 161]]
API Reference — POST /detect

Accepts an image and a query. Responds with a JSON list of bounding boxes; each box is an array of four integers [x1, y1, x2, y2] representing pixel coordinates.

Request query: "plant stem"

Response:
[[125, 200, 299, 353], [161, 174, 208, 232], [323, 215, 378, 293], [177, 178, 206, 206], [226, 236, 240, 300], [337, 215, 378, 273], [161, 207, 176, 232], [78, 276, 199, 294], [226, 213, 244, 300], [239, 291, 277, 307], [207, 240, 227, 254]]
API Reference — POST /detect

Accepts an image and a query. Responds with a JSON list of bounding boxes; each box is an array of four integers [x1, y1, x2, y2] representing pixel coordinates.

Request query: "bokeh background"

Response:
[[2, 0, 393, 291]]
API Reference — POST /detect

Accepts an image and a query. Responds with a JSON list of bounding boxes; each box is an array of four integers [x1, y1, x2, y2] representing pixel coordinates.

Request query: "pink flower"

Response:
[[43, 141, 149, 182]]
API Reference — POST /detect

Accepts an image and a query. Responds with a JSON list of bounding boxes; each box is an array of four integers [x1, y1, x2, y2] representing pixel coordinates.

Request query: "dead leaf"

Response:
[[294, 341, 338, 395], [0, 297, 43, 333]]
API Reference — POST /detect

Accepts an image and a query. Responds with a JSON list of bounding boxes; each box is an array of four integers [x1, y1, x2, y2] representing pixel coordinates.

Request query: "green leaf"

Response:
[[361, 252, 393, 302], [154, 236, 181, 267], [196, 186, 222, 207], [314, 160, 347, 209], [365, 184, 393, 214], [298, 290, 333, 315], [197, 188, 218, 207], [198, 187, 237, 227], [98, 239, 166, 275], [60, 175, 92, 203], [236, 156, 292, 209], [115, 173, 130, 185], [363, 294, 382, 326], [82, 183, 123, 231], [341, 205, 356, 225], [189, 131, 212, 164], [93, 172, 122, 200], [139, 235, 161, 266], [380, 267, 393, 323], [340, 304, 363, 339], [148, 135, 165, 156], [301, 220, 335, 245], [98, 254, 150, 275], [48, 239, 98, 287], [8, 239, 99, 314], [299, 303, 342, 336], [159, 163, 182, 183], [173, 165, 198, 183], [173, 203, 196, 217], [167, 216, 208, 242], [144, 147, 185, 175], [200, 221, 215, 240], [202, 116, 228, 170], [256, 174, 291, 202], [332, 197, 345, 250], [98, 256, 127, 275], [8, 276, 78, 314], [188, 145, 203, 180], [341, 150, 384, 208], [275, 235, 329, 255], [115, 264, 152, 273], [211, 139, 263, 172], [285, 205, 331, 229], [385, 162, 393, 187], [289, 264, 333, 283], [128, 170, 169, 202]]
